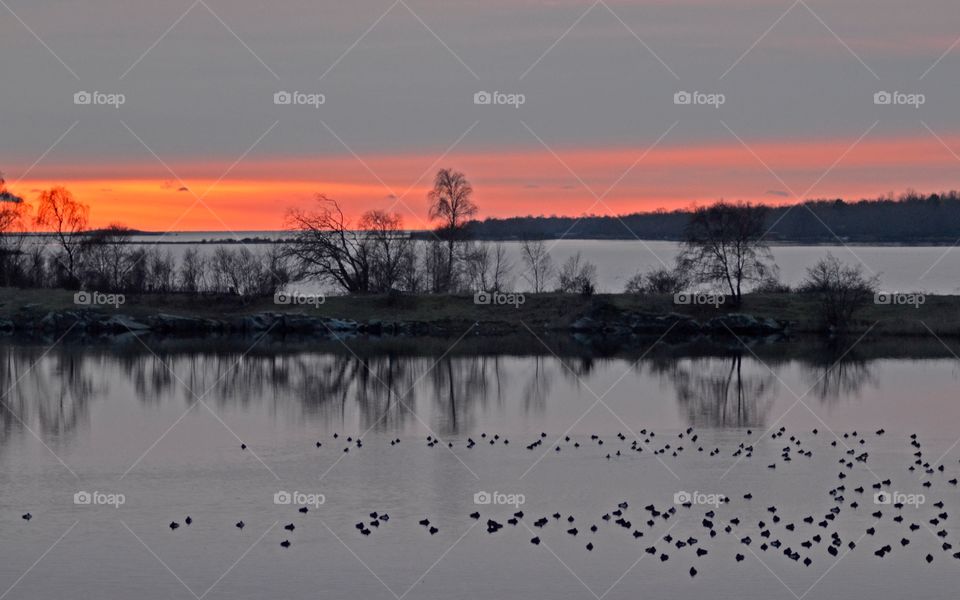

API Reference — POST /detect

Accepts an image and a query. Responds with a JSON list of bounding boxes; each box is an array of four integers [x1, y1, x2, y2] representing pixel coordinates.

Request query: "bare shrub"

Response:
[[556, 252, 597, 296], [800, 253, 878, 331]]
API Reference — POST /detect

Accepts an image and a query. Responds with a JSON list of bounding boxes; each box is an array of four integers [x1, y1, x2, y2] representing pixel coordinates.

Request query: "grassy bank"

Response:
[[1, 287, 958, 338]]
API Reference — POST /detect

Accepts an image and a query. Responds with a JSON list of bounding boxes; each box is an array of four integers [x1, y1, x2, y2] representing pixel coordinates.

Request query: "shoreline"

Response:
[[2, 287, 958, 342]]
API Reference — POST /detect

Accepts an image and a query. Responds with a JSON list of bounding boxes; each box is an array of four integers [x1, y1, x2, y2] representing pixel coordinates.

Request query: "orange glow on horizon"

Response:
[[11, 131, 960, 231]]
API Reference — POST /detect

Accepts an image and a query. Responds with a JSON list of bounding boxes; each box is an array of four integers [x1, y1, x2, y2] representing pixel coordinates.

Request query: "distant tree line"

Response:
[[461, 190, 960, 243]]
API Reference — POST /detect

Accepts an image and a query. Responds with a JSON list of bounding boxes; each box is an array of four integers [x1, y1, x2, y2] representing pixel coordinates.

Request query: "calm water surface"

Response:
[[1, 340, 959, 599]]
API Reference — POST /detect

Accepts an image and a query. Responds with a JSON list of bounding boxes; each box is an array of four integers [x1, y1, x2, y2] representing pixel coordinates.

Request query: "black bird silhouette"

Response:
[[280, 540, 290, 548], [236, 521, 245, 529]]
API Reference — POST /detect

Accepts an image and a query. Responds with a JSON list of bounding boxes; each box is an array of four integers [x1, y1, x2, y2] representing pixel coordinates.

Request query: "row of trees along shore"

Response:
[[1, 169, 880, 330]]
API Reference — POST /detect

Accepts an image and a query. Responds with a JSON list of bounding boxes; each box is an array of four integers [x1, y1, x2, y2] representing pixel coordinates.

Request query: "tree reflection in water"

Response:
[[653, 355, 777, 428], [0, 346, 97, 450], [802, 350, 877, 404], [0, 339, 896, 457]]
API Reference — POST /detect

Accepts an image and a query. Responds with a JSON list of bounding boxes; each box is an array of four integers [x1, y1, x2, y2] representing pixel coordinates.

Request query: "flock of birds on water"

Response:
[[19, 426, 960, 578]]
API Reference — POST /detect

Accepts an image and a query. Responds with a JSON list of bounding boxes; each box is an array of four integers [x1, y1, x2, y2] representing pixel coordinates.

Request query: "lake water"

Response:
[[1, 337, 959, 600], [103, 233, 960, 294]]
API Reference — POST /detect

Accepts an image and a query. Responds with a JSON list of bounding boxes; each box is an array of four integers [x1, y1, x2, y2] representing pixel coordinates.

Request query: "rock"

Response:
[[569, 315, 601, 332], [38, 311, 83, 332], [148, 313, 222, 333], [324, 318, 358, 332], [570, 304, 699, 335], [95, 314, 150, 333], [240, 313, 277, 331], [279, 314, 323, 333], [706, 313, 783, 334], [626, 312, 700, 334]]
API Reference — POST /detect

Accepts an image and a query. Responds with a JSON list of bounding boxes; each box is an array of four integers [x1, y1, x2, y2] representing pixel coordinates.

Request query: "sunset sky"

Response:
[[3, 0, 960, 231]]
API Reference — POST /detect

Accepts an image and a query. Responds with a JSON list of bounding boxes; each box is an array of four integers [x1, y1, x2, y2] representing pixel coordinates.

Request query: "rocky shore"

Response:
[[1, 302, 790, 340], [2, 288, 955, 342]]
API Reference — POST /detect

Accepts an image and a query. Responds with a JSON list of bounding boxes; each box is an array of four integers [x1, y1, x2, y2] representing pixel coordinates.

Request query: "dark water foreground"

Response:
[[0, 336, 958, 600]]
